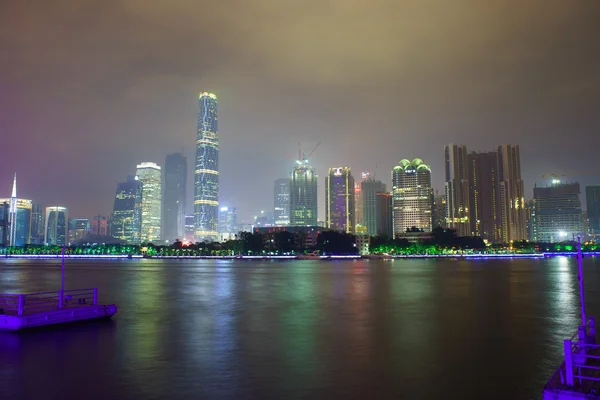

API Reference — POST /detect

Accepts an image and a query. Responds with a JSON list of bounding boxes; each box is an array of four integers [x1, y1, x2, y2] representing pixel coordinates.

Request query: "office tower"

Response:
[[163, 152, 187, 243], [533, 181, 583, 242], [526, 199, 537, 242], [362, 177, 386, 235], [497, 145, 527, 242], [445, 144, 470, 236], [184, 215, 195, 242], [325, 167, 355, 233], [376, 192, 393, 237], [0, 202, 7, 245], [468, 151, 500, 241], [1, 175, 32, 246], [194, 92, 219, 241], [587, 186, 600, 242], [136, 162, 162, 243], [68, 218, 90, 243], [433, 192, 447, 229], [112, 175, 143, 244], [219, 206, 237, 240], [354, 172, 371, 230], [45, 206, 68, 246], [392, 158, 433, 235], [290, 159, 318, 226], [31, 203, 45, 244], [91, 215, 109, 236], [274, 178, 290, 225]]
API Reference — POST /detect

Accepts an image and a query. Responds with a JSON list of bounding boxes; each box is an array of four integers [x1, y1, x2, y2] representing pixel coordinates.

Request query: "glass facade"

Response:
[[219, 207, 237, 240], [136, 162, 162, 243], [112, 176, 143, 244], [45, 206, 68, 246], [194, 92, 219, 241], [274, 178, 290, 226], [290, 161, 318, 226], [361, 178, 386, 235], [586, 186, 600, 241], [533, 182, 583, 243], [392, 158, 433, 235], [325, 167, 355, 233], [163, 153, 187, 243], [0, 198, 32, 246], [444, 144, 470, 236]]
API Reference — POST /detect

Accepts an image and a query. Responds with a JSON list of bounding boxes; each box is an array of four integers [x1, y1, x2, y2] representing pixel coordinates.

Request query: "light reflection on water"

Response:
[[1, 257, 600, 400]]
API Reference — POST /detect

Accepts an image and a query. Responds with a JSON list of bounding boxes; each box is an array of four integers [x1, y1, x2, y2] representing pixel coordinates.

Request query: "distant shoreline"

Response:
[[2, 252, 599, 260]]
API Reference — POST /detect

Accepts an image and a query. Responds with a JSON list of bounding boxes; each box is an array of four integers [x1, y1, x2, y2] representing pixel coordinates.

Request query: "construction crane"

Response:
[[542, 172, 600, 184], [284, 142, 322, 162]]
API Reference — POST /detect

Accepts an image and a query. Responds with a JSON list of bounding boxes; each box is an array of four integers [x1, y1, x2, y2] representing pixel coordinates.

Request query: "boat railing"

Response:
[[0, 288, 98, 316], [561, 317, 600, 387]]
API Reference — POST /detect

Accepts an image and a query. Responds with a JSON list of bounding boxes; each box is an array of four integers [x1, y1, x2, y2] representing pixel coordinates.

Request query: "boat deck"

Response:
[[0, 288, 117, 331]]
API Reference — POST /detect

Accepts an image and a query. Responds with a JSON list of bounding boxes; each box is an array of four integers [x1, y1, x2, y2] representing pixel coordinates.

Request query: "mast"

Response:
[[577, 235, 586, 326]]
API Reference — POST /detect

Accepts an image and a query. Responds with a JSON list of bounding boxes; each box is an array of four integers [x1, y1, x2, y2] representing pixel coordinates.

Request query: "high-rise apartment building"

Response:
[[445, 144, 471, 236], [392, 159, 433, 235], [274, 178, 290, 226], [194, 92, 219, 241], [290, 159, 318, 226], [325, 167, 355, 233], [361, 177, 386, 236], [468, 151, 500, 241], [376, 192, 393, 237], [136, 162, 162, 243], [497, 145, 527, 242], [526, 199, 538, 242], [433, 192, 447, 229], [45, 206, 68, 246], [533, 182, 583, 242], [1, 175, 32, 246], [586, 186, 600, 242], [112, 175, 143, 244], [163, 153, 187, 243]]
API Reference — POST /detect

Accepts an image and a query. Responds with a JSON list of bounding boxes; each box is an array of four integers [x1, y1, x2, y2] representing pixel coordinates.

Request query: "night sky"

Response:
[[2, 1, 600, 222]]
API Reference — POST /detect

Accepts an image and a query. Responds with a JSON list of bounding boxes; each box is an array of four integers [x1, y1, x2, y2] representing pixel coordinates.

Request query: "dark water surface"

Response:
[[1, 257, 600, 400]]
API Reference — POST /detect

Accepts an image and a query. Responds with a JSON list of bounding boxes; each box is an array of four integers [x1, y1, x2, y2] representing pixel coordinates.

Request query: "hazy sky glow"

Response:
[[2, 1, 600, 221]]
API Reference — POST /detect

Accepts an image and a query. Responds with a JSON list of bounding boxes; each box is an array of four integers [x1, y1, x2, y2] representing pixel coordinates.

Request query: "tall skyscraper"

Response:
[[376, 192, 393, 237], [362, 177, 386, 235], [354, 172, 371, 231], [586, 186, 600, 242], [433, 192, 447, 229], [445, 144, 470, 236], [1, 174, 32, 246], [194, 92, 219, 241], [325, 167, 355, 233], [533, 181, 583, 242], [163, 153, 187, 243], [497, 145, 527, 242], [112, 175, 143, 244], [136, 162, 162, 243], [274, 178, 290, 226], [219, 206, 237, 240], [0, 202, 7, 246], [31, 203, 45, 244], [469, 151, 500, 241], [91, 215, 109, 236], [184, 215, 195, 242], [68, 218, 90, 243], [290, 159, 318, 226], [45, 206, 68, 246], [392, 158, 433, 235]]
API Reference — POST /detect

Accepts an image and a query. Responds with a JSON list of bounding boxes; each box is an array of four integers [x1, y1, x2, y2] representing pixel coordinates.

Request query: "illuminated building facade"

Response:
[[325, 167, 355, 233], [497, 145, 527, 242], [587, 186, 600, 242], [219, 206, 237, 240], [184, 215, 195, 242], [468, 151, 501, 241], [91, 215, 109, 236], [68, 218, 90, 243], [290, 160, 318, 226], [361, 177, 386, 236], [392, 158, 433, 235], [274, 178, 290, 225], [433, 192, 447, 229], [163, 152, 187, 243], [445, 144, 470, 236], [45, 206, 68, 246], [533, 182, 583, 243], [194, 92, 219, 241], [1, 175, 32, 246], [31, 203, 45, 244], [376, 192, 393, 237], [0, 202, 7, 245], [136, 162, 162, 243], [111, 175, 143, 244]]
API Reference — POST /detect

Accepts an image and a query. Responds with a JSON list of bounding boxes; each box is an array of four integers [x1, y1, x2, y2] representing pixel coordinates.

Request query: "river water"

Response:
[[1, 257, 599, 400]]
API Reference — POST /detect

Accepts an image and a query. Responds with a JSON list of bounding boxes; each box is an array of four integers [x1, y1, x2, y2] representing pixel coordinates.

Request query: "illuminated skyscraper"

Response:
[[497, 144, 527, 242], [587, 186, 600, 242], [290, 159, 318, 226], [68, 218, 90, 243], [163, 152, 187, 243], [219, 206, 237, 240], [136, 162, 162, 243], [1, 174, 32, 246], [45, 206, 68, 246], [91, 215, 109, 236], [533, 181, 583, 242], [361, 177, 386, 236], [31, 203, 45, 244], [274, 178, 290, 226], [392, 158, 433, 235], [468, 151, 501, 241], [325, 167, 355, 233], [112, 175, 143, 244], [194, 92, 219, 241], [376, 192, 393, 237], [445, 144, 470, 236]]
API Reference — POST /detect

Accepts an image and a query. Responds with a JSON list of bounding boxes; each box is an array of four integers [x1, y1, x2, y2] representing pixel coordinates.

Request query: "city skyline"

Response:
[[2, 2, 600, 222]]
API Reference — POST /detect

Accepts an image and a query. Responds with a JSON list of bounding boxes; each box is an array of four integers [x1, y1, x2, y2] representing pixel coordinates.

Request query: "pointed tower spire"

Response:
[[11, 172, 16, 198]]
